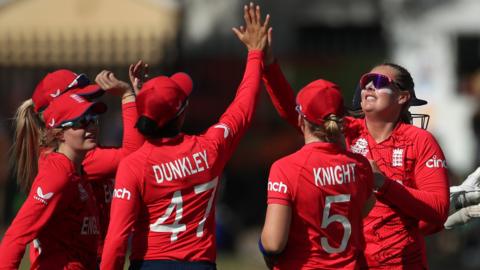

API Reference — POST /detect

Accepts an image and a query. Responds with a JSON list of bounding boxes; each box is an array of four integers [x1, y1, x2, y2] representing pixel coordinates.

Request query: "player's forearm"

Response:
[[100, 241, 127, 270], [0, 237, 25, 269], [218, 50, 263, 134], [120, 101, 144, 154], [378, 179, 449, 223], [263, 61, 298, 129]]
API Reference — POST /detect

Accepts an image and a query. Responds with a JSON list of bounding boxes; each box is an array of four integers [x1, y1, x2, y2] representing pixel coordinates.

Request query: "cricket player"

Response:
[[100, 4, 270, 269], [0, 67, 144, 269], [262, 42, 449, 268], [0, 93, 107, 269], [259, 79, 375, 269]]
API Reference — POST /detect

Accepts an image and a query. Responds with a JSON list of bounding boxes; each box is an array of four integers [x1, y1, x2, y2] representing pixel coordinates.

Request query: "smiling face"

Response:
[[360, 65, 410, 118], [59, 120, 98, 154]]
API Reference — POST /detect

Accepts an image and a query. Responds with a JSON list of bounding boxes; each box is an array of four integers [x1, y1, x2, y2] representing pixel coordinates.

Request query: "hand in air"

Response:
[[232, 2, 271, 52]]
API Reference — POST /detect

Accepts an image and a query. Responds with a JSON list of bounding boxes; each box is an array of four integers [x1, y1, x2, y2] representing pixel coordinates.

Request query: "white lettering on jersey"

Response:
[[426, 155, 447, 168], [104, 180, 114, 203], [78, 183, 89, 202], [153, 150, 209, 184], [314, 163, 356, 187], [392, 148, 403, 167], [214, 124, 230, 138], [350, 138, 369, 156], [267, 181, 288, 194], [33, 187, 54, 205], [70, 94, 85, 103], [80, 216, 100, 235], [113, 188, 131, 200]]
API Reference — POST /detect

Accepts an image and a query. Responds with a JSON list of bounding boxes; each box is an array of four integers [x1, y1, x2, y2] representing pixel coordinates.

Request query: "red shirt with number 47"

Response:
[[100, 50, 264, 270]]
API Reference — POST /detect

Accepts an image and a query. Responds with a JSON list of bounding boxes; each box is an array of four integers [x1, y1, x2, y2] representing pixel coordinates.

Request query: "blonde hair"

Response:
[[306, 114, 343, 143], [11, 99, 62, 193]]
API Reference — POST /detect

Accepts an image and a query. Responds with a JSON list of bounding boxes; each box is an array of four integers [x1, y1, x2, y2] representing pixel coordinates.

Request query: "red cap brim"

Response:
[[71, 84, 105, 99]]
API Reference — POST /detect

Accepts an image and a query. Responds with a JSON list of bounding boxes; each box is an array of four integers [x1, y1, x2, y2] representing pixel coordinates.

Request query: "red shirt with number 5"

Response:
[[267, 142, 373, 270]]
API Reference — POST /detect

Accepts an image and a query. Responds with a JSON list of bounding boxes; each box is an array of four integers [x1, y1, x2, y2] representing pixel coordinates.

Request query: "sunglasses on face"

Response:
[[61, 114, 99, 129], [359, 73, 402, 91]]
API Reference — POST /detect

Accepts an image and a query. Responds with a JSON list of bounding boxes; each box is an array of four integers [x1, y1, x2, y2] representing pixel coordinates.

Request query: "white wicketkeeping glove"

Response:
[[444, 203, 480, 229], [450, 167, 480, 211]]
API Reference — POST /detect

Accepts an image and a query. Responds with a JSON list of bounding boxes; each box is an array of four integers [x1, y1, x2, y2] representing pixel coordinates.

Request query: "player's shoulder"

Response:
[[35, 152, 77, 189], [400, 123, 438, 144], [199, 122, 232, 141], [344, 150, 370, 166], [39, 151, 75, 176], [118, 144, 149, 168], [270, 150, 306, 174]]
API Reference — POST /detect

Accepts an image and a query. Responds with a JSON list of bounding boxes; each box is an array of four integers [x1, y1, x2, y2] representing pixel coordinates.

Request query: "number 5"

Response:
[[321, 194, 351, 254]]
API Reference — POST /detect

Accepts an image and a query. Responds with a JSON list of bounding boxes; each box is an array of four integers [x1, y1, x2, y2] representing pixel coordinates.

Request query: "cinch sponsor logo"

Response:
[[33, 187, 54, 205], [426, 155, 447, 168], [80, 216, 99, 235], [113, 188, 131, 200], [267, 181, 288, 194]]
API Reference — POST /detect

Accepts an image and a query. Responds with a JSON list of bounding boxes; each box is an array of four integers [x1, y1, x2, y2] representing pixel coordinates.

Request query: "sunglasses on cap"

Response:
[[359, 73, 403, 91], [60, 114, 99, 129], [64, 73, 90, 92]]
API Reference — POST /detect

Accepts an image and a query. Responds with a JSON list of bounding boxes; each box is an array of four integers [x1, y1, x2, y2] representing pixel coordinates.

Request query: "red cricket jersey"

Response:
[[267, 142, 373, 270], [83, 101, 144, 257], [0, 101, 143, 270], [0, 152, 100, 270], [343, 117, 449, 269], [262, 61, 450, 269], [100, 50, 264, 270]]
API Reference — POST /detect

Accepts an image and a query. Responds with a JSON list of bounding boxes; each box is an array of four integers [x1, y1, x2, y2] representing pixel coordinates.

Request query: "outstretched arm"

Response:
[[203, 3, 269, 160], [82, 70, 144, 181], [261, 22, 298, 130]]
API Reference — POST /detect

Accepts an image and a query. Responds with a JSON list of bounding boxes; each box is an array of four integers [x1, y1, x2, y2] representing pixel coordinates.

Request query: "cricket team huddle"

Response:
[[1, 3, 480, 270]]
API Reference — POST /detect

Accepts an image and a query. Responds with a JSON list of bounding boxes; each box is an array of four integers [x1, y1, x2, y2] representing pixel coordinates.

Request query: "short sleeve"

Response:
[[267, 161, 293, 206]]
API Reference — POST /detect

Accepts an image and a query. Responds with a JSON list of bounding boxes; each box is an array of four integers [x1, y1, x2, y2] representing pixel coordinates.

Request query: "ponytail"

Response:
[[323, 115, 343, 143], [11, 99, 44, 193], [307, 114, 343, 144]]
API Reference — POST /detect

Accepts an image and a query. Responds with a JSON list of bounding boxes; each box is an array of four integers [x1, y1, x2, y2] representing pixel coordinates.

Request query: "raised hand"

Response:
[[129, 60, 149, 95], [232, 2, 271, 51], [264, 26, 274, 66], [95, 70, 132, 97]]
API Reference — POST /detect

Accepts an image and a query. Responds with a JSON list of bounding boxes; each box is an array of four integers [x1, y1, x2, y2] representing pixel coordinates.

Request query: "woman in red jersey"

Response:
[[0, 92, 107, 270], [259, 79, 375, 270], [0, 67, 144, 269], [261, 38, 450, 269], [100, 4, 269, 270]]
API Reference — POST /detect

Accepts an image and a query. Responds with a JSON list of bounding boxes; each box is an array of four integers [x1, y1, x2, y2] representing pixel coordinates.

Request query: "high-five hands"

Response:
[[129, 60, 149, 95], [232, 2, 271, 52], [95, 70, 132, 96]]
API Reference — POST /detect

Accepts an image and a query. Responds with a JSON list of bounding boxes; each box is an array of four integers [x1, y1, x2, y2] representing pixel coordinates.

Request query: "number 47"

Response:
[[149, 177, 219, 242]]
